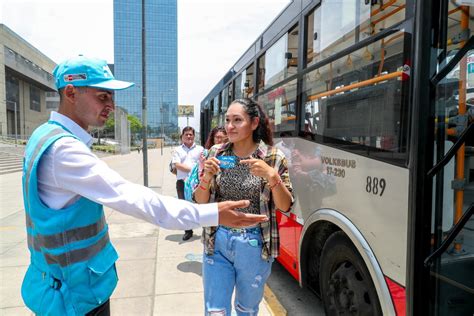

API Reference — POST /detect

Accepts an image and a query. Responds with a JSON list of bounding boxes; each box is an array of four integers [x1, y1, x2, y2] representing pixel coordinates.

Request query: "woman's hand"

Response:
[[203, 157, 221, 179], [240, 158, 278, 183]]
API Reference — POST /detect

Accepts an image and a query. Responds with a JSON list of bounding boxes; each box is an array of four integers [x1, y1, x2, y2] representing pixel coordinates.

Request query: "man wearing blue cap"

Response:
[[21, 56, 267, 315]]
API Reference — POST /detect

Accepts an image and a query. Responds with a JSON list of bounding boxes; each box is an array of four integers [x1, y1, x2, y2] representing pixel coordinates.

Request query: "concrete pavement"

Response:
[[0, 146, 273, 315]]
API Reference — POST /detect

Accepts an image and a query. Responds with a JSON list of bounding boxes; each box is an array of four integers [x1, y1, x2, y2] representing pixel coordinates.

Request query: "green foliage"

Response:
[[91, 144, 116, 153], [170, 132, 180, 142], [100, 114, 142, 138], [104, 116, 115, 133], [127, 114, 142, 133]]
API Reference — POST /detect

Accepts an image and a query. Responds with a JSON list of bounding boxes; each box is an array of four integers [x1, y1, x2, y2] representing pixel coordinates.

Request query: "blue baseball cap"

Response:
[[53, 55, 134, 90]]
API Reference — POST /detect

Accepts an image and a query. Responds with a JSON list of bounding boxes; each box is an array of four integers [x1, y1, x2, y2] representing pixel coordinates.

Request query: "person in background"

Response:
[[204, 126, 228, 150], [184, 127, 227, 203], [21, 56, 268, 316], [199, 126, 228, 175], [194, 98, 293, 315], [171, 126, 204, 241]]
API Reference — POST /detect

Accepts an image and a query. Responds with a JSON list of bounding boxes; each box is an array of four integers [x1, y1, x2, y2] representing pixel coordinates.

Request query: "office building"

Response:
[[113, 0, 178, 138], [0, 24, 57, 138]]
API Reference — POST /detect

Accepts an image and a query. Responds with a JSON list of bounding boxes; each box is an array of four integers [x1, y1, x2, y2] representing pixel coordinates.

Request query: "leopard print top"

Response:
[[216, 153, 262, 215]]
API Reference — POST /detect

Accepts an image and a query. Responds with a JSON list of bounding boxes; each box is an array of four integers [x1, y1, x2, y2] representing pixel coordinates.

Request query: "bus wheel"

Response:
[[320, 231, 382, 316]]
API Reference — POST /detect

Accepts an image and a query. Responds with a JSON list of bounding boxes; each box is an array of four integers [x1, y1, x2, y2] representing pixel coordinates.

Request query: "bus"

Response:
[[199, 1, 474, 315]]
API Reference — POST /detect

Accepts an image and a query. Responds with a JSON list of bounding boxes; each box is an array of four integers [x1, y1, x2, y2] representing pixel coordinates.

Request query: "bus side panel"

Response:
[[276, 211, 300, 280], [276, 137, 409, 286]]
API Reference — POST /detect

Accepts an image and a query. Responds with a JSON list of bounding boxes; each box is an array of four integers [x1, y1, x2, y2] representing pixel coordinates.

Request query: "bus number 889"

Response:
[[366, 176, 386, 196]]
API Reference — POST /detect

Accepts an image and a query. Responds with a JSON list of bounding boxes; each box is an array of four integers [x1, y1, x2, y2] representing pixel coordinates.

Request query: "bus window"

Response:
[[303, 30, 409, 161], [265, 35, 287, 88], [234, 65, 255, 100], [264, 23, 299, 90], [211, 95, 219, 129], [258, 54, 266, 91], [234, 73, 243, 100], [245, 63, 255, 98], [220, 86, 230, 126], [258, 79, 297, 134], [306, 0, 406, 67], [287, 24, 299, 77], [221, 86, 229, 112]]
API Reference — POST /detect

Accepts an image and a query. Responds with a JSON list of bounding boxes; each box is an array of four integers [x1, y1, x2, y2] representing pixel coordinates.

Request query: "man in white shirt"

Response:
[[21, 55, 267, 316], [171, 126, 203, 240]]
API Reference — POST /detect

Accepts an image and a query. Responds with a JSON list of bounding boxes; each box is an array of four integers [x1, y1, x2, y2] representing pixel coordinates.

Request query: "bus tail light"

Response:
[[385, 276, 406, 316]]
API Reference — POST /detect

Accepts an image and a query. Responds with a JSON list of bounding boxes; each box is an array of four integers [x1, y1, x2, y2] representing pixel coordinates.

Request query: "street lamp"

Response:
[[5, 100, 18, 145], [160, 88, 174, 140]]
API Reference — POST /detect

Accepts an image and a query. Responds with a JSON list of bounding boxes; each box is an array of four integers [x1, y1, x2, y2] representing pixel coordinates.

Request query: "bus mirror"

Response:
[[285, 52, 293, 59], [313, 32, 318, 41]]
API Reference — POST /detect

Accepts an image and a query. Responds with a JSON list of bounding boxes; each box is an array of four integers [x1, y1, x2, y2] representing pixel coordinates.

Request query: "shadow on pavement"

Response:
[[165, 233, 201, 244], [177, 261, 202, 276]]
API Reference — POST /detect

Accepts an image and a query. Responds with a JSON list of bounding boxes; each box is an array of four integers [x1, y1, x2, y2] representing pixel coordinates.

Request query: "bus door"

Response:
[[409, 1, 474, 315]]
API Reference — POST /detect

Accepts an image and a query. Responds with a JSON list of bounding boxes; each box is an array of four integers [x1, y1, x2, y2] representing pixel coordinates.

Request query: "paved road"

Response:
[[0, 147, 272, 315], [0, 145, 324, 315], [267, 261, 325, 315]]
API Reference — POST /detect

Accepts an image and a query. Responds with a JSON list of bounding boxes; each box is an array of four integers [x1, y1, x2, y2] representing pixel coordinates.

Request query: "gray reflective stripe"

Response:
[[36, 215, 106, 249], [27, 233, 41, 251], [25, 128, 65, 203], [25, 213, 33, 228], [44, 233, 110, 267]]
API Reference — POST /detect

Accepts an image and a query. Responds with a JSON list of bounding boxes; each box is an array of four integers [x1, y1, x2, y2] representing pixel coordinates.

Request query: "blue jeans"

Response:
[[203, 226, 273, 316]]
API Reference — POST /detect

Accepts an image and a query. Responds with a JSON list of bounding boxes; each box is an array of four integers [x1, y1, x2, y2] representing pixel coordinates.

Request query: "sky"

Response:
[[0, 0, 290, 131]]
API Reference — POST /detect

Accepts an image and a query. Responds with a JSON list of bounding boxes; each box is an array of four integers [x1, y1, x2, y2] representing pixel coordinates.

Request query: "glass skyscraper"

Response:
[[113, 0, 178, 138]]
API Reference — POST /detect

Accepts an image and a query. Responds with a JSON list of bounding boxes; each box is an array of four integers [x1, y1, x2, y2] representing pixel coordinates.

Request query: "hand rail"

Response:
[[424, 204, 474, 267], [431, 35, 474, 86], [307, 71, 403, 101], [427, 123, 473, 176]]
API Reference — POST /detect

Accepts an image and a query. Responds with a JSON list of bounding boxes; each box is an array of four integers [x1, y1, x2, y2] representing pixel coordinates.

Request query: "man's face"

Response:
[[73, 87, 115, 129], [181, 131, 195, 147]]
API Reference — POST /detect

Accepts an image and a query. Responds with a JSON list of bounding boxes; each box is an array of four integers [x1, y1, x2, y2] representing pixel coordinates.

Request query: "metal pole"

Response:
[[141, 0, 149, 186], [160, 93, 164, 156], [161, 93, 164, 138]]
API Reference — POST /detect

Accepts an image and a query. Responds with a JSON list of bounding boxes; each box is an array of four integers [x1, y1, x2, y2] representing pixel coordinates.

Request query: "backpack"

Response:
[[184, 149, 208, 201], [184, 163, 200, 201]]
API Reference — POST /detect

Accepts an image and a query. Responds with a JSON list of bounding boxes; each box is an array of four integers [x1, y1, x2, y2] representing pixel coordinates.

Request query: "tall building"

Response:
[[113, 0, 178, 138]]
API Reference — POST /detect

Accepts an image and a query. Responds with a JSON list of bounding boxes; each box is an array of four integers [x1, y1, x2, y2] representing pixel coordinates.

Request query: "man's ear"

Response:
[[63, 84, 76, 103]]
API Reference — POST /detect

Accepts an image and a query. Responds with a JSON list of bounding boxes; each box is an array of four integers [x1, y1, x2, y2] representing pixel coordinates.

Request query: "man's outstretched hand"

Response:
[[217, 200, 268, 227]]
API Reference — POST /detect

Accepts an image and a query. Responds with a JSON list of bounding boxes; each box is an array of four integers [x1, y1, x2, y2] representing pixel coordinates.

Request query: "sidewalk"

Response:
[[0, 146, 272, 315]]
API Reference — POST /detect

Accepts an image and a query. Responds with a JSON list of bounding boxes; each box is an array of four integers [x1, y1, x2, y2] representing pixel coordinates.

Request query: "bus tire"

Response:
[[320, 231, 382, 316]]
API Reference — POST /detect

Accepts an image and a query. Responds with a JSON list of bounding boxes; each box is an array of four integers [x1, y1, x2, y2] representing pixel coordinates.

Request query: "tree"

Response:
[[127, 114, 142, 134], [104, 116, 115, 136]]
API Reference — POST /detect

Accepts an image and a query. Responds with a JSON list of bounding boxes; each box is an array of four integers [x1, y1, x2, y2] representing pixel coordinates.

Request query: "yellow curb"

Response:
[[263, 284, 287, 316]]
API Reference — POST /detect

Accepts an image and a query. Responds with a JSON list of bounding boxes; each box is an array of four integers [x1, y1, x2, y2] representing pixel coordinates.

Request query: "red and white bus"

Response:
[[200, 1, 474, 314]]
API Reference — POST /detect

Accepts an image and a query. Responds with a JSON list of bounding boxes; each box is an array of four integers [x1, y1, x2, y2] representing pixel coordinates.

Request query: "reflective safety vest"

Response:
[[21, 122, 118, 315]]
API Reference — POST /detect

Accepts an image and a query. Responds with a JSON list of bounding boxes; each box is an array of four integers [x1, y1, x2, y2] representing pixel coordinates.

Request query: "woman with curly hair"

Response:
[[194, 98, 293, 315]]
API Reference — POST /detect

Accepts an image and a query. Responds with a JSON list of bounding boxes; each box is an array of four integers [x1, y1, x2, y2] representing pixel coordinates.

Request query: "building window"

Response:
[[30, 86, 41, 112]]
